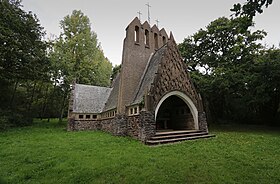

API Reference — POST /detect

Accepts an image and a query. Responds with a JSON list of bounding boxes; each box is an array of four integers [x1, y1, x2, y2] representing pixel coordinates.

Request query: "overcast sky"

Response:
[[22, 0, 280, 66]]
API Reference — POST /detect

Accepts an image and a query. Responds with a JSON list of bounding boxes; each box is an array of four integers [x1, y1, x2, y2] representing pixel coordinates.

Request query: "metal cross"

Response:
[[137, 11, 142, 21], [155, 19, 159, 27], [145, 2, 151, 24]]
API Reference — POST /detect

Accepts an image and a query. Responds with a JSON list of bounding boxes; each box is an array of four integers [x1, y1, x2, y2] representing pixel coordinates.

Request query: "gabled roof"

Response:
[[103, 73, 120, 111], [132, 44, 167, 105], [73, 84, 112, 113]]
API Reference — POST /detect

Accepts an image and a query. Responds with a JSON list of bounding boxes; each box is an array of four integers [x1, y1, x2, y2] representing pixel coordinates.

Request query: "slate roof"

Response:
[[103, 73, 120, 111], [132, 44, 167, 105], [73, 84, 112, 113], [72, 44, 168, 113]]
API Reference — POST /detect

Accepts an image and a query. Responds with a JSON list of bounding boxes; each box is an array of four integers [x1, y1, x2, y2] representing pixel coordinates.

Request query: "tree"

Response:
[[178, 0, 279, 125], [49, 10, 112, 122], [0, 0, 47, 81], [179, 0, 280, 124], [111, 64, 121, 81], [231, 0, 273, 19], [179, 16, 267, 123], [50, 10, 112, 87], [0, 0, 49, 128], [249, 49, 280, 124]]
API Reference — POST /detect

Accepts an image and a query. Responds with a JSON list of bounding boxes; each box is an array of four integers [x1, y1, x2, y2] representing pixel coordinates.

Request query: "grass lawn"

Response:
[[0, 119, 279, 184]]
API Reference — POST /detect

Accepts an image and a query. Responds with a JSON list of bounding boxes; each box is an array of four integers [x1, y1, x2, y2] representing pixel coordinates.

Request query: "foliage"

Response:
[[0, 0, 48, 82], [0, 0, 49, 127], [50, 10, 112, 87], [179, 6, 280, 124], [249, 49, 280, 123], [111, 64, 121, 81], [179, 16, 271, 122], [47, 10, 112, 122], [0, 120, 279, 183], [231, 0, 273, 19]]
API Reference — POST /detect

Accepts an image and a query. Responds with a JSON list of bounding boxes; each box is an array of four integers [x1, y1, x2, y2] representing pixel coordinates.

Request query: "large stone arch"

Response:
[[154, 91, 199, 130]]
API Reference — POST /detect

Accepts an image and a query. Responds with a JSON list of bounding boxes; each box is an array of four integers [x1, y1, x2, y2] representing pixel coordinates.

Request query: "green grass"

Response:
[[0, 120, 279, 184]]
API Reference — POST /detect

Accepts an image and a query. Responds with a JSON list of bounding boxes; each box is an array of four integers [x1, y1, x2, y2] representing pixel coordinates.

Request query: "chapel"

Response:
[[67, 17, 213, 144]]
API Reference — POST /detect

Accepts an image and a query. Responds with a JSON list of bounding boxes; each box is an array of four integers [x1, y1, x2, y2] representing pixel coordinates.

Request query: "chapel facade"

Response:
[[67, 17, 212, 144]]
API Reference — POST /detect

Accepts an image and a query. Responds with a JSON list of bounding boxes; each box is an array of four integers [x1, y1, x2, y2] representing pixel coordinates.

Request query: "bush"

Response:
[[0, 110, 33, 131], [0, 114, 10, 131]]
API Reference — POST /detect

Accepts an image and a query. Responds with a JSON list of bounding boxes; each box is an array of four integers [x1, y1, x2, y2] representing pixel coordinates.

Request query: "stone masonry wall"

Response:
[[150, 40, 202, 112], [67, 111, 156, 142], [99, 118, 115, 133], [127, 115, 140, 139], [139, 110, 156, 142], [198, 112, 208, 133], [67, 119, 101, 131], [113, 114, 128, 136]]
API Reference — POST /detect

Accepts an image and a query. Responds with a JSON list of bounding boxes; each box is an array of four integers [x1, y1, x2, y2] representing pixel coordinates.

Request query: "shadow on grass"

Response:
[[32, 118, 67, 129], [209, 123, 280, 135]]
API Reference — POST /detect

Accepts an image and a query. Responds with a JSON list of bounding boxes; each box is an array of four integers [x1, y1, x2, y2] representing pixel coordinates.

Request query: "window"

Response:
[[134, 107, 138, 114], [162, 36, 166, 44], [145, 29, 149, 47], [86, 115, 90, 119], [134, 26, 139, 43], [79, 115, 84, 119], [154, 33, 158, 49], [130, 108, 133, 115], [92, 115, 97, 119]]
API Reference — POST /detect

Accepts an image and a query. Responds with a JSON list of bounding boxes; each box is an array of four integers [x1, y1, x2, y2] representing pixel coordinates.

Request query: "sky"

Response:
[[22, 0, 280, 66]]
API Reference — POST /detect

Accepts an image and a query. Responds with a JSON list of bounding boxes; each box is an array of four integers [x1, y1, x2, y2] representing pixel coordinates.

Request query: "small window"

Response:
[[130, 108, 133, 115], [145, 29, 149, 46], [92, 115, 97, 119], [86, 115, 90, 119], [135, 26, 139, 43], [162, 36, 166, 44], [154, 33, 158, 49], [134, 107, 138, 114], [79, 115, 84, 119]]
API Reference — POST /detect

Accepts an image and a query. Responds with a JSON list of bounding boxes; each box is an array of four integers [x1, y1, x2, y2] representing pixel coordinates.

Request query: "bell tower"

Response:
[[117, 17, 168, 113]]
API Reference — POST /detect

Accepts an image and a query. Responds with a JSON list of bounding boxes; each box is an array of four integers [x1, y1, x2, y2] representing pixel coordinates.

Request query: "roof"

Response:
[[73, 84, 112, 113], [103, 73, 120, 111], [132, 44, 167, 105]]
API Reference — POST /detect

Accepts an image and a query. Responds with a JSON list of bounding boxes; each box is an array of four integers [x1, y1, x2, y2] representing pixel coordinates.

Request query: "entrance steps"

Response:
[[146, 130, 215, 145]]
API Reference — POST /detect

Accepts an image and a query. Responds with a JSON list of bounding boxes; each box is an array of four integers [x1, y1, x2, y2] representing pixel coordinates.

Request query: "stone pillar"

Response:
[[113, 114, 128, 136], [139, 110, 156, 142], [198, 111, 208, 133], [67, 117, 76, 131]]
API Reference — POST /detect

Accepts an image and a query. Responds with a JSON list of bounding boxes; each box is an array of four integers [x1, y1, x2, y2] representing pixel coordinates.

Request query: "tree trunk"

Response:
[[59, 91, 68, 123], [40, 85, 49, 119], [28, 81, 37, 111], [9, 79, 19, 110]]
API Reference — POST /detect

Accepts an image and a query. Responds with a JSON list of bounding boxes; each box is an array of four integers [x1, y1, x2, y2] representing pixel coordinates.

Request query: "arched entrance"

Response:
[[155, 91, 199, 131]]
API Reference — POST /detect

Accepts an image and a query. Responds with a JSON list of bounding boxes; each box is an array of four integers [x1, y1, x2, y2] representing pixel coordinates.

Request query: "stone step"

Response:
[[146, 134, 215, 145], [150, 132, 208, 140], [155, 130, 203, 136]]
